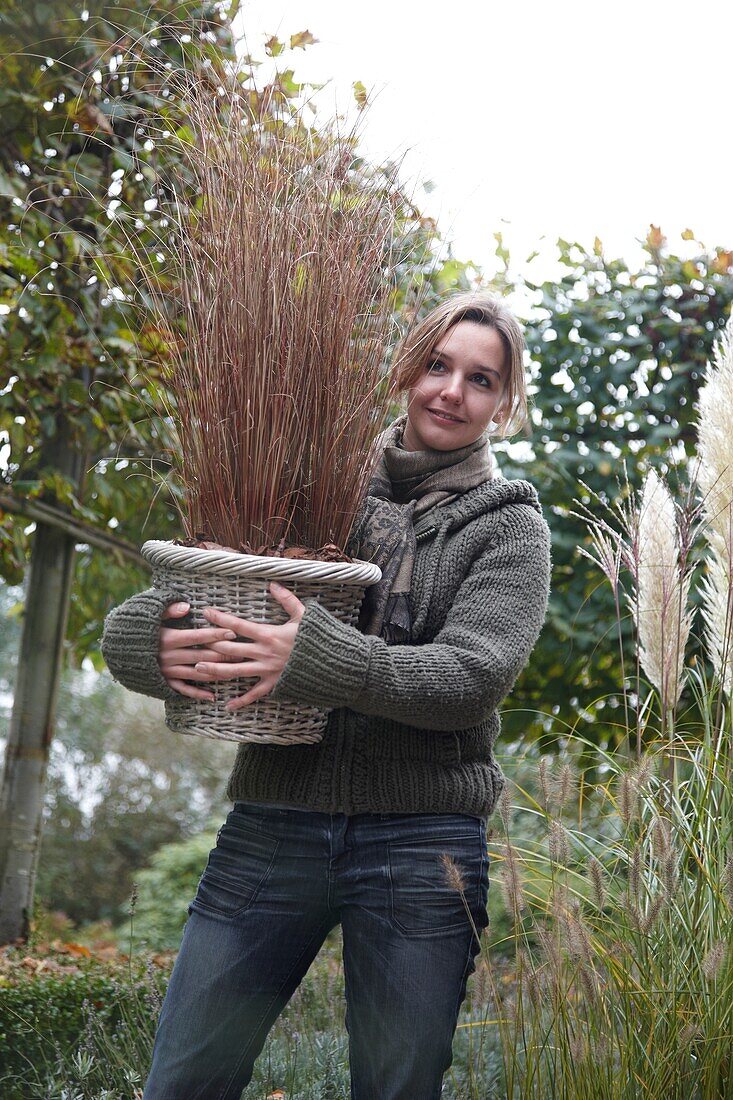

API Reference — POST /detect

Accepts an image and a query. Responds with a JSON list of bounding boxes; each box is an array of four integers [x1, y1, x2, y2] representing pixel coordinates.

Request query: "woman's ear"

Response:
[[489, 404, 508, 436]]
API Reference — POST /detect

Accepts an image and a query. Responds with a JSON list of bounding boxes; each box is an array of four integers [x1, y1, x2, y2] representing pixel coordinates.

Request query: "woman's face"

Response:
[[402, 320, 507, 452]]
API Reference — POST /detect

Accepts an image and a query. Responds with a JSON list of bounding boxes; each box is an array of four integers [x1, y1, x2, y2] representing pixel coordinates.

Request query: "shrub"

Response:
[[0, 952, 168, 1096], [125, 827, 217, 952]]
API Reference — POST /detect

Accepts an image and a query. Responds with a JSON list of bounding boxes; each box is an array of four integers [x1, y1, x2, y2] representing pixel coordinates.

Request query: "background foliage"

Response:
[[491, 230, 733, 749], [0, 0, 239, 657]]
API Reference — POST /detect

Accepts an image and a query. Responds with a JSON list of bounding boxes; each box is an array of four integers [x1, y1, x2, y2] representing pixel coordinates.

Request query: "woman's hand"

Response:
[[158, 605, 239, 702], [162, 581, 306, 711]]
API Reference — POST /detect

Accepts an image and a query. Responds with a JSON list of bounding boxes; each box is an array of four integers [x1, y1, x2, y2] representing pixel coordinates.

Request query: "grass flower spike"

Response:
[[696, 316, 733, 697], [630, 468, 694, 714]]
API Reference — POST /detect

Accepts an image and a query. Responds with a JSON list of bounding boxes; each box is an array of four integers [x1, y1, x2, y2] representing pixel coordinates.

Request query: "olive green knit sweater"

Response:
[[101, 478, 551, 820]]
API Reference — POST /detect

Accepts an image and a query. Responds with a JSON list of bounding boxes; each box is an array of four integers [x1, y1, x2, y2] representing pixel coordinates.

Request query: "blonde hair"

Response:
[[389, 291, 529, 439]]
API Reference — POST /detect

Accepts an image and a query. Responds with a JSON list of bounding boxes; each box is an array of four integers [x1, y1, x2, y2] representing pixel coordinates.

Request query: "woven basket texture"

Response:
[[141, 541, 381, 745]]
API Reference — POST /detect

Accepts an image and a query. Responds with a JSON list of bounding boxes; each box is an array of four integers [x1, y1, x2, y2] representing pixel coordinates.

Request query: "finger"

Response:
[[269, 581, 305, 619], [168, 678, 216, 701], [207, 640, 261, 659], [165, 665, 233, 682], [163, 602, 191, 618], [202, 607, 267, 637], [194, 662, 267, 681], [225, 682, 273, 711], [160, 647, 229, 667], [160, 626, 238, 648]]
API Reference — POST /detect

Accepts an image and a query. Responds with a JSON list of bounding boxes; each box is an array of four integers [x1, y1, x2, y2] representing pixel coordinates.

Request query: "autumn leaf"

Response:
[[289, 30, 317, 49], [264, 35, 284, 57], [646, 224, 665, 252], [353, 81, 368, 109], [63, 942, 92, 957], [69, 101, 114, 135], [711, 249, 733, 275], [151, 952, 175, 967]]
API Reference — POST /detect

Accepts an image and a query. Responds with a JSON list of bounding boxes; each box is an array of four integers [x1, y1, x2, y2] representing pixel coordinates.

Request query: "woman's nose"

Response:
[[441, 380, 463, 403]]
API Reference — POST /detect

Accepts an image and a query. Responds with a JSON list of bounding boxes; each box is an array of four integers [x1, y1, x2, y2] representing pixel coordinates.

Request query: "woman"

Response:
[[101, 290, 552, 1099]]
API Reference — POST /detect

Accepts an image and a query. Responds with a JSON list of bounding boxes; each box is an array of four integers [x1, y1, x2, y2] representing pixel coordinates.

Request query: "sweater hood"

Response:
[[414, 477, 543, 538]]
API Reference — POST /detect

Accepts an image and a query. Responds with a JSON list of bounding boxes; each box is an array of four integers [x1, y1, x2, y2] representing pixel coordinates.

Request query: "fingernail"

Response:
[[224, 631, 237, 640], [172, 602, 189, 612]]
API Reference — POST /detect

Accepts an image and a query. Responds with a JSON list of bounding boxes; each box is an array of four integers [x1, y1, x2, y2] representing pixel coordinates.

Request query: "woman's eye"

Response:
[[427, 360, 491, 388]]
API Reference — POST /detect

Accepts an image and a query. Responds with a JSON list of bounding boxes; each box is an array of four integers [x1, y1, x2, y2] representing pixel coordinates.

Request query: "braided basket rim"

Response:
[[141, 539, 382, 586]]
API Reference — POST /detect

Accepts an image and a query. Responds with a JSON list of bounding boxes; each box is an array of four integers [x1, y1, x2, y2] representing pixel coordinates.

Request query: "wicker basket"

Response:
[[141, 540, 381, 745]]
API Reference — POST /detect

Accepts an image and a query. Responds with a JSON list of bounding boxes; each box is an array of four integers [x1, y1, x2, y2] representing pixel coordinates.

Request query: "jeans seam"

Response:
[[192, 836, 282, 920], [449, 934, 480, 1053], [215, 914, 337, 1100]]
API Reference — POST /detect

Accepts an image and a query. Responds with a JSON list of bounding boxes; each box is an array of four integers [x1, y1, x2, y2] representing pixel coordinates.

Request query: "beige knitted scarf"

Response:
[[347, 412, 497, 643]]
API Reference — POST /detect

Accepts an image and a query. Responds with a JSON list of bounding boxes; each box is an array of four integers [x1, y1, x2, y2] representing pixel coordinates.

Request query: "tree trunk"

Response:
[[0, 426, 81, 943]]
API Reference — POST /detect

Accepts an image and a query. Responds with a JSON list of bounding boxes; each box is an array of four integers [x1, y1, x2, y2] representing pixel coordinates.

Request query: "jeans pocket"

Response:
[[388, 828, 488, 938], [190, 813, 281, 919]]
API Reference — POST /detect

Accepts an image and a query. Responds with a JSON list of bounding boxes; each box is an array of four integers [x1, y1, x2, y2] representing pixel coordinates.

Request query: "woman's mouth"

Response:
[[427, 408, 465, 425]]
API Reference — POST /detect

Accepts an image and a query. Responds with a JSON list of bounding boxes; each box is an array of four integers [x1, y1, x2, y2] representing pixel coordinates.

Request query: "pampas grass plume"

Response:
[[630, 469, 694, 712], [696, 315, 733, 696]]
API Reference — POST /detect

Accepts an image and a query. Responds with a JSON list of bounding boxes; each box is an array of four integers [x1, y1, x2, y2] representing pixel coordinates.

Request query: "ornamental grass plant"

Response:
[[129, 55, 414, 558], [443, 317, 733, 1098], [101, 36, 429, 742]]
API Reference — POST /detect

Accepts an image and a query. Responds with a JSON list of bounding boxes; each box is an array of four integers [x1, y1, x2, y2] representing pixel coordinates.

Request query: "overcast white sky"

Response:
[[235, 0, 733, 283]]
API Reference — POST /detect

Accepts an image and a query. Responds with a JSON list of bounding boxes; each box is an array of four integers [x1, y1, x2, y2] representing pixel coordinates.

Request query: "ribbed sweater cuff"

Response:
[[101, 587, 182, 701], [269, 597, 372, 710]]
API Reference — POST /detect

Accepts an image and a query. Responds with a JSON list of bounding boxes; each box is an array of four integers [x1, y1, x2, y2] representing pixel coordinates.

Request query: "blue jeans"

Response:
[[143, 803, 490, 1100]]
